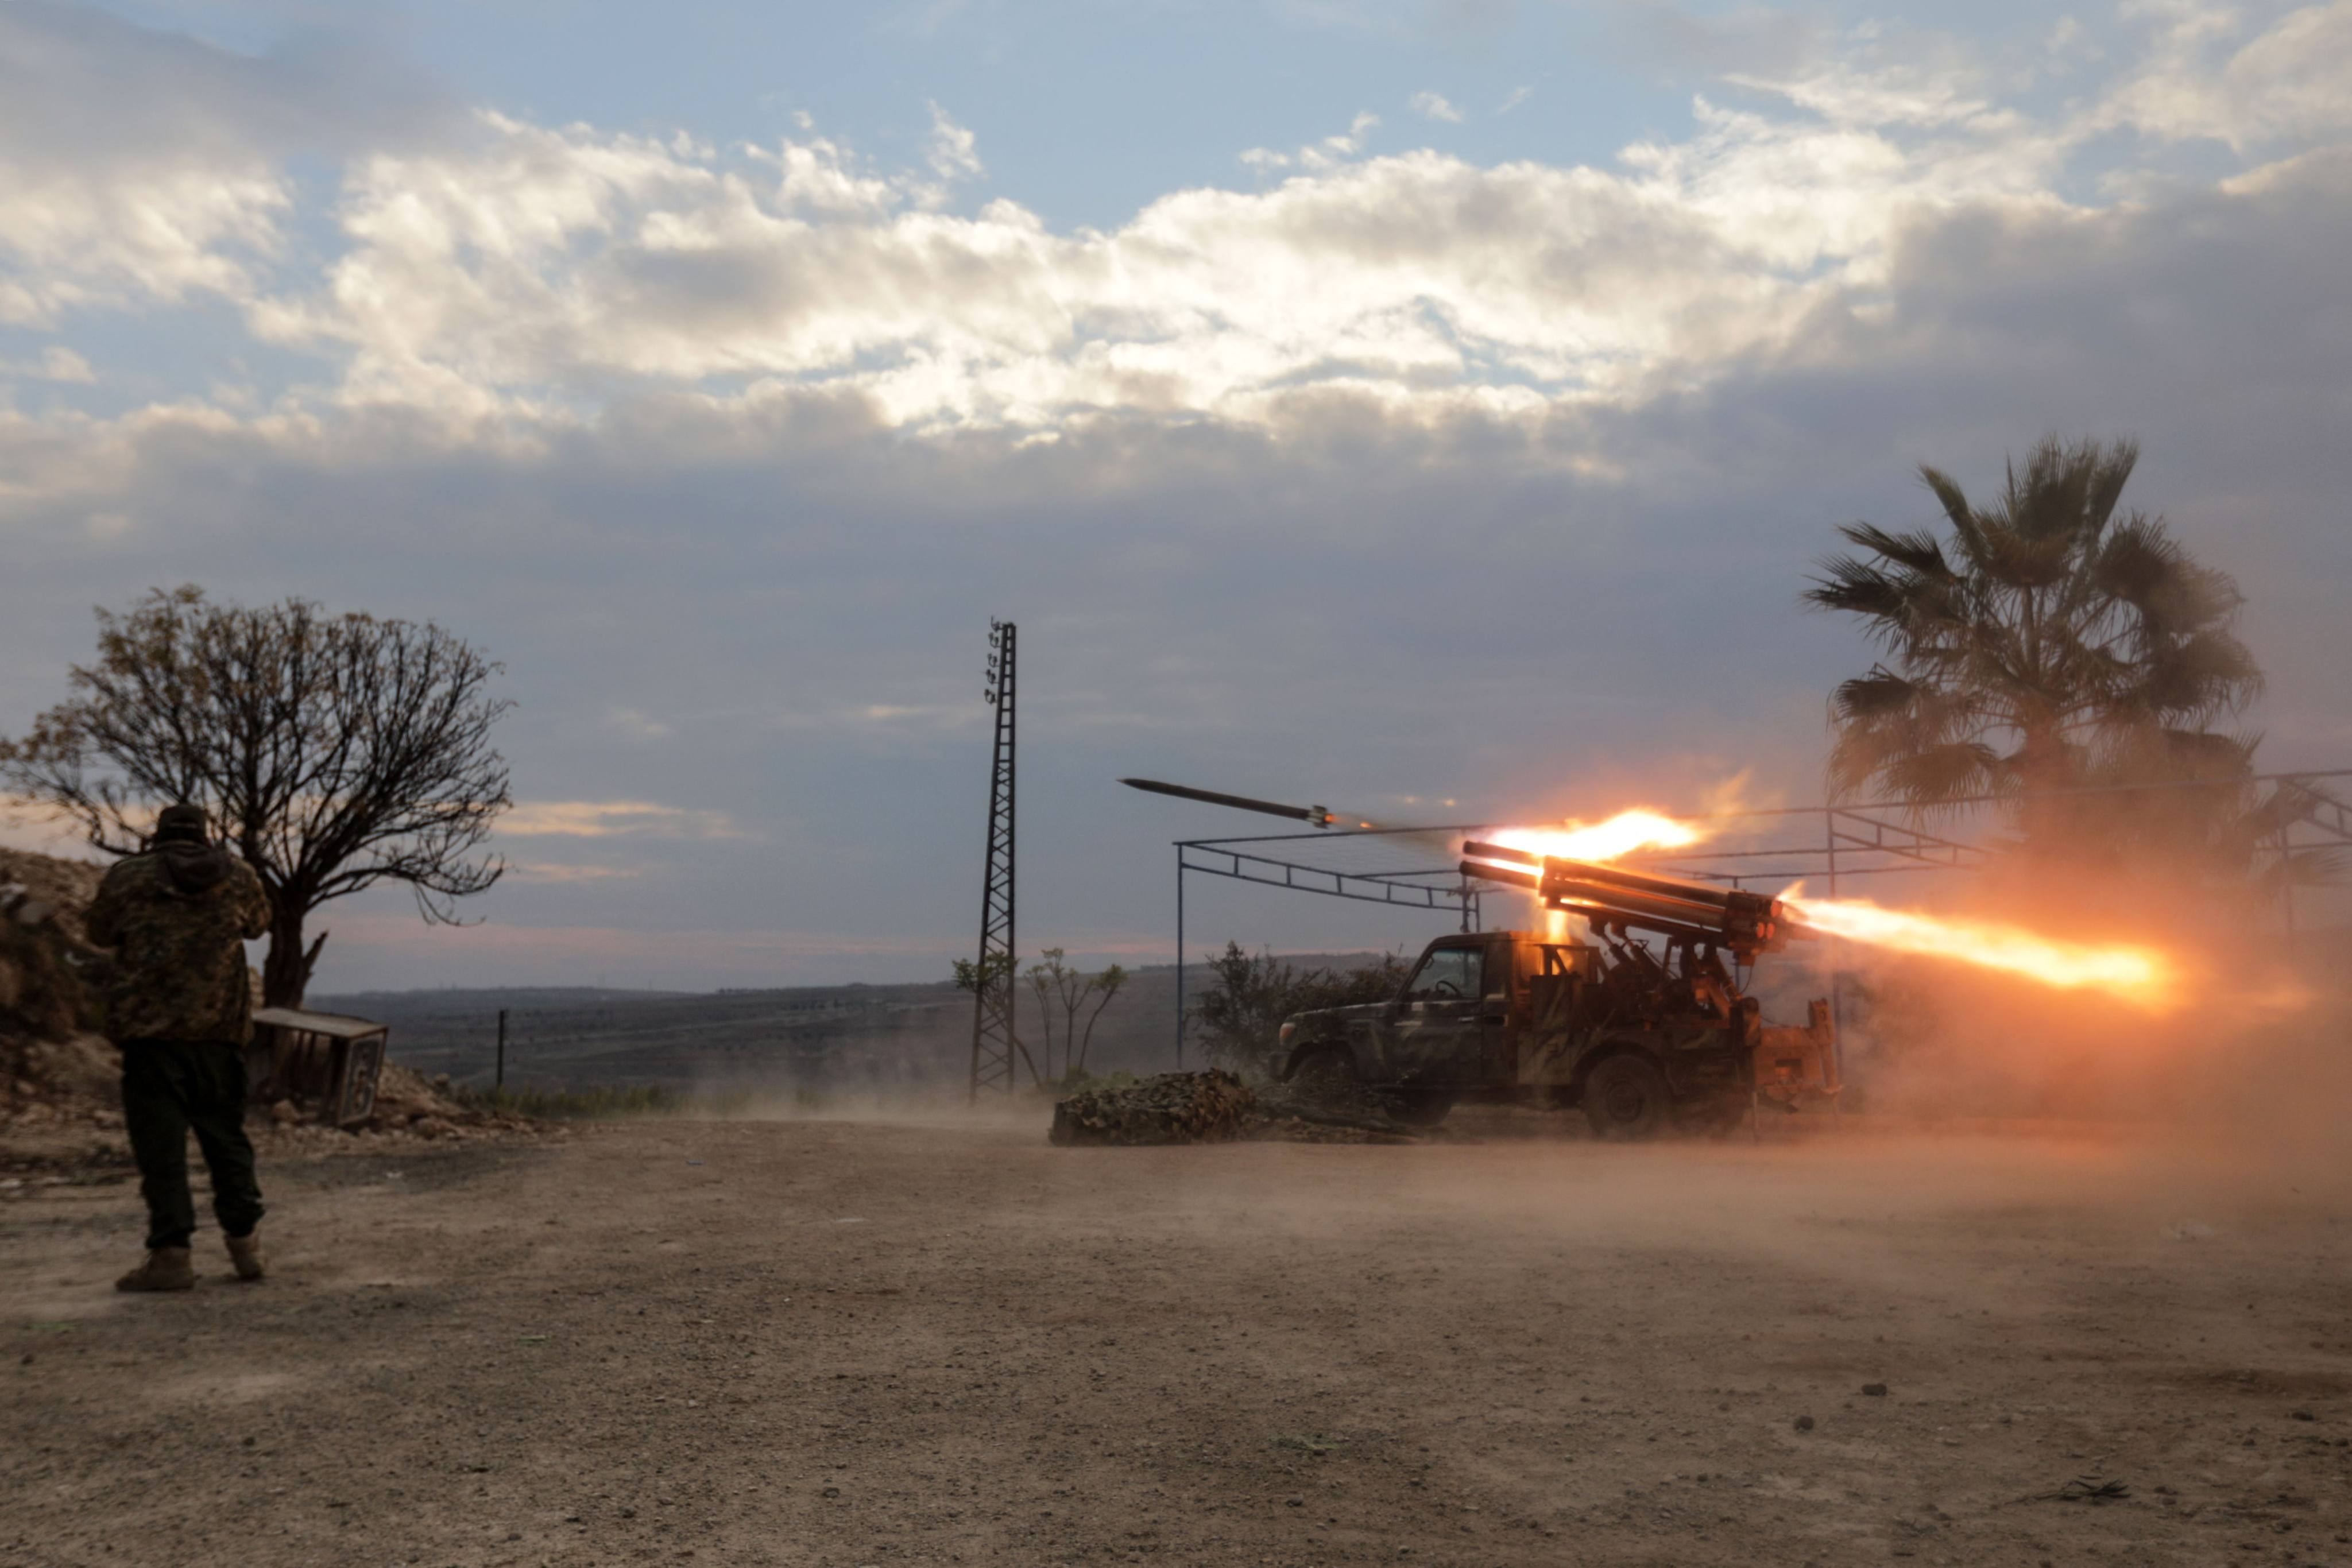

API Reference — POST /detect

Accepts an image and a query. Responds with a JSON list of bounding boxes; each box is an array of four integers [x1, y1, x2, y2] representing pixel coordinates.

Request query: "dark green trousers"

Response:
[[119, 1039, 266, 1250]]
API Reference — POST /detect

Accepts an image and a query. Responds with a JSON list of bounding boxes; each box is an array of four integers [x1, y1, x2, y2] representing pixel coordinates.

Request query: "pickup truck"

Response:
[[1275, 927, 1836, 1137]]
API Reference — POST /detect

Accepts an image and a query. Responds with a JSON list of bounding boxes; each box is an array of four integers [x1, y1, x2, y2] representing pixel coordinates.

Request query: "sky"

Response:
[[2, 0, 2349, 992]]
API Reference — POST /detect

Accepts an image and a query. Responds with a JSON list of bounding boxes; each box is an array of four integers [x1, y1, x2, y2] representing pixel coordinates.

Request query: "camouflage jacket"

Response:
[[84, 846, 272, 1046]]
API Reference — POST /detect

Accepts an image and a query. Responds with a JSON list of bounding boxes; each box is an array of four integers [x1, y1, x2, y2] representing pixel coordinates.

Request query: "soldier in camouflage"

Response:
[[84, 803, 274, 1291]]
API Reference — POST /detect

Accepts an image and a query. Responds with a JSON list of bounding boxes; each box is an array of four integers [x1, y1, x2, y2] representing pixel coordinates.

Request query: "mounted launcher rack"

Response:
[[1458, 841, 1796, 962]]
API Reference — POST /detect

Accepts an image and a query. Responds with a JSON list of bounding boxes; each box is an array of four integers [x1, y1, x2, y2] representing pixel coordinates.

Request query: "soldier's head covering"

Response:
[[153, 803, 210, 846]]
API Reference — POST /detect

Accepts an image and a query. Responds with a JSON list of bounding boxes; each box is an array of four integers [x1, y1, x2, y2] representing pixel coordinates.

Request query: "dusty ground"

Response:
[[5, 1109, 2350, 1568]]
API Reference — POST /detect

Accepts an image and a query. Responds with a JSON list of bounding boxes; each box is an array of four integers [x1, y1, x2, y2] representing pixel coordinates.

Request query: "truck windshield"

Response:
[[1403, 947, 1481, 1001]]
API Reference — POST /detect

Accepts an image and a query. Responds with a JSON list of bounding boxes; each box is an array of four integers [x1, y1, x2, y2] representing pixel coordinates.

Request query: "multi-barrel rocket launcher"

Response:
[[1129, 772, 2186, 1130], [1458, 838, 1838, 1122]]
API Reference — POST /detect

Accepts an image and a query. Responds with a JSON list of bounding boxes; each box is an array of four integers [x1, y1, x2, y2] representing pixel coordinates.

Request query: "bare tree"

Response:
[[1023, 949, 1130, 1082], [1, 587, 513, 1006], [1071, 962, 1126, 1078]]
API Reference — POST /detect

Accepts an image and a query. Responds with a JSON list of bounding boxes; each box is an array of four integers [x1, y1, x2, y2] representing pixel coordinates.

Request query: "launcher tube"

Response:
[[1540, 878, 1744, 934], [1466, 858, 1542, 892], [1461, 849, 1785, 955], [1550, 857, 1738, 912], [1461, 839, 1541, 869]]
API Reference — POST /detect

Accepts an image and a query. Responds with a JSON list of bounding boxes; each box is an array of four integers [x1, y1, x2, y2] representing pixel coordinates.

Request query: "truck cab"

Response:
[[1275, 928, 1835, 1137]]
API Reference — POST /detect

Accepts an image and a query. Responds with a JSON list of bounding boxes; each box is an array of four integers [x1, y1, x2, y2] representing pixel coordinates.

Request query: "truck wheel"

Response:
[[1583, 1054, 1670, 1141], [1289, 1049, 1358, 1094]]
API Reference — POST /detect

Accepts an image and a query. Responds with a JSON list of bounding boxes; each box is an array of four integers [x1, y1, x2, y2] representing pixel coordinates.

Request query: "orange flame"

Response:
[[1781, 888, 2179, 1011], [1488, 810, 1707, 865]]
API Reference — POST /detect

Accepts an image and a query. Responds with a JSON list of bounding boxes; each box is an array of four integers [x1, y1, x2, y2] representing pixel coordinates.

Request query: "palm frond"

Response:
[[1917, 463, 1997, 572], [1835, 522, 1952, 578], [1971, 518, 2075, 589], [1883, 741, 2005, 806], [1828, 669, 1920, 722], [2091, 519, 2189, 611], [2130, 628, 2264, 718], [2080, 437, 2140, 533], [1804, 557, 1910, 628]]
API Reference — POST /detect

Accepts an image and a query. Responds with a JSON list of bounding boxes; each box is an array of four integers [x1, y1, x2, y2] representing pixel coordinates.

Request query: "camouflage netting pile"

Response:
[[1050, 1070, 1256, 1145], [1049, 1070, 1423, 1146]]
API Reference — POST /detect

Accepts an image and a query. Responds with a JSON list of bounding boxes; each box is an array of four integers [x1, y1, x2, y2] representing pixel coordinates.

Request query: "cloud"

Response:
[[925, 102, 984, 181], [0, 11, 2338, 459], [1608, 1, 1820, 80], [0, 346, 96, 384], [500, 801, 746, 840], [26, 7, 2341, 443], [2044, 16, 2093, 62], [601, 706, 674, 742], [0, 144, 287, 328], [1409, 90, 1465, 123], [215, 69, 2080, 435], [0, 1, 443, 327], [2097, 1, 2352, 150], [512, 862, 647, 884], [9, 5, 2343, 445]]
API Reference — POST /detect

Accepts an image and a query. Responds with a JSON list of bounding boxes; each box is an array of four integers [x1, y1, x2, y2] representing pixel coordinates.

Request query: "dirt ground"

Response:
[[5, 1108, 2350, 1568]]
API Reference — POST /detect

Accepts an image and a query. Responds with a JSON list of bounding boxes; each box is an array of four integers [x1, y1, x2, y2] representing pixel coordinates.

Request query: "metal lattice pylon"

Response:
[[969, 620, 1023, 1098]]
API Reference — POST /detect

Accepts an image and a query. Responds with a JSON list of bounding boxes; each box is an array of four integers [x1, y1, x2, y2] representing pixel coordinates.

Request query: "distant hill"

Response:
[[310, 950, 1414, 1093], [315, 985, 697, 1012]]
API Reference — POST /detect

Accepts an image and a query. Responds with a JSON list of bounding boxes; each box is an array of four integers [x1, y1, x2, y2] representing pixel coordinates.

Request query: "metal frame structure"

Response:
[[968, 620, 1022, 1099], [1169, 769, 2352, 1066]]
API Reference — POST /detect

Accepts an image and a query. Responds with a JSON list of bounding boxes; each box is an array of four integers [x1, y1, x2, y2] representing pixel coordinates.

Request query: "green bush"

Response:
[[1190, 943, 1409, 1076]]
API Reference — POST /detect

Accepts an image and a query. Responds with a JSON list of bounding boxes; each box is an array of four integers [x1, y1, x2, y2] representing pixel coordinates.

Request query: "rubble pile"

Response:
[[1, 849, 105, 1054], [1, 846, 542, 1172], [1050, 1070, 1256, 1145], [349, 1063, 536, 1141]]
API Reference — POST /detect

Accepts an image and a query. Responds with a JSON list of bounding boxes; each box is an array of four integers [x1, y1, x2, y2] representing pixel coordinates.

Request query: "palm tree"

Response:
[[1805, 436, 2265, 865]]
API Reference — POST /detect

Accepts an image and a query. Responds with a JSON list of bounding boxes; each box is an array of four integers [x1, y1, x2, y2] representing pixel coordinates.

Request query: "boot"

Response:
[[225, 1229, 265, 1281], [116, 1247, 196, 1292]]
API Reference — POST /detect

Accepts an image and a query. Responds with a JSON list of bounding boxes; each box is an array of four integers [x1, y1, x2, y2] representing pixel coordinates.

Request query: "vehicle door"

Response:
[[1387, 944, 1486, 1086], [1517, 942, 1593, 1087], [1474, 938, 1516, 1085]]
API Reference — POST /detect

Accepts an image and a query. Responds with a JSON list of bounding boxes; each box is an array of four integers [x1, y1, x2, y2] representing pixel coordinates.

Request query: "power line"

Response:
[[969, 620, 1023, 1098]]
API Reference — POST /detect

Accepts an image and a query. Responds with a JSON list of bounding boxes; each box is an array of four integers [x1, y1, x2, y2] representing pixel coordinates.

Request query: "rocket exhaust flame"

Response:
[[1466, 809, 2183, 1010], [1780, 889, 2179, 1011], [1484, 811, 1707, 865]]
